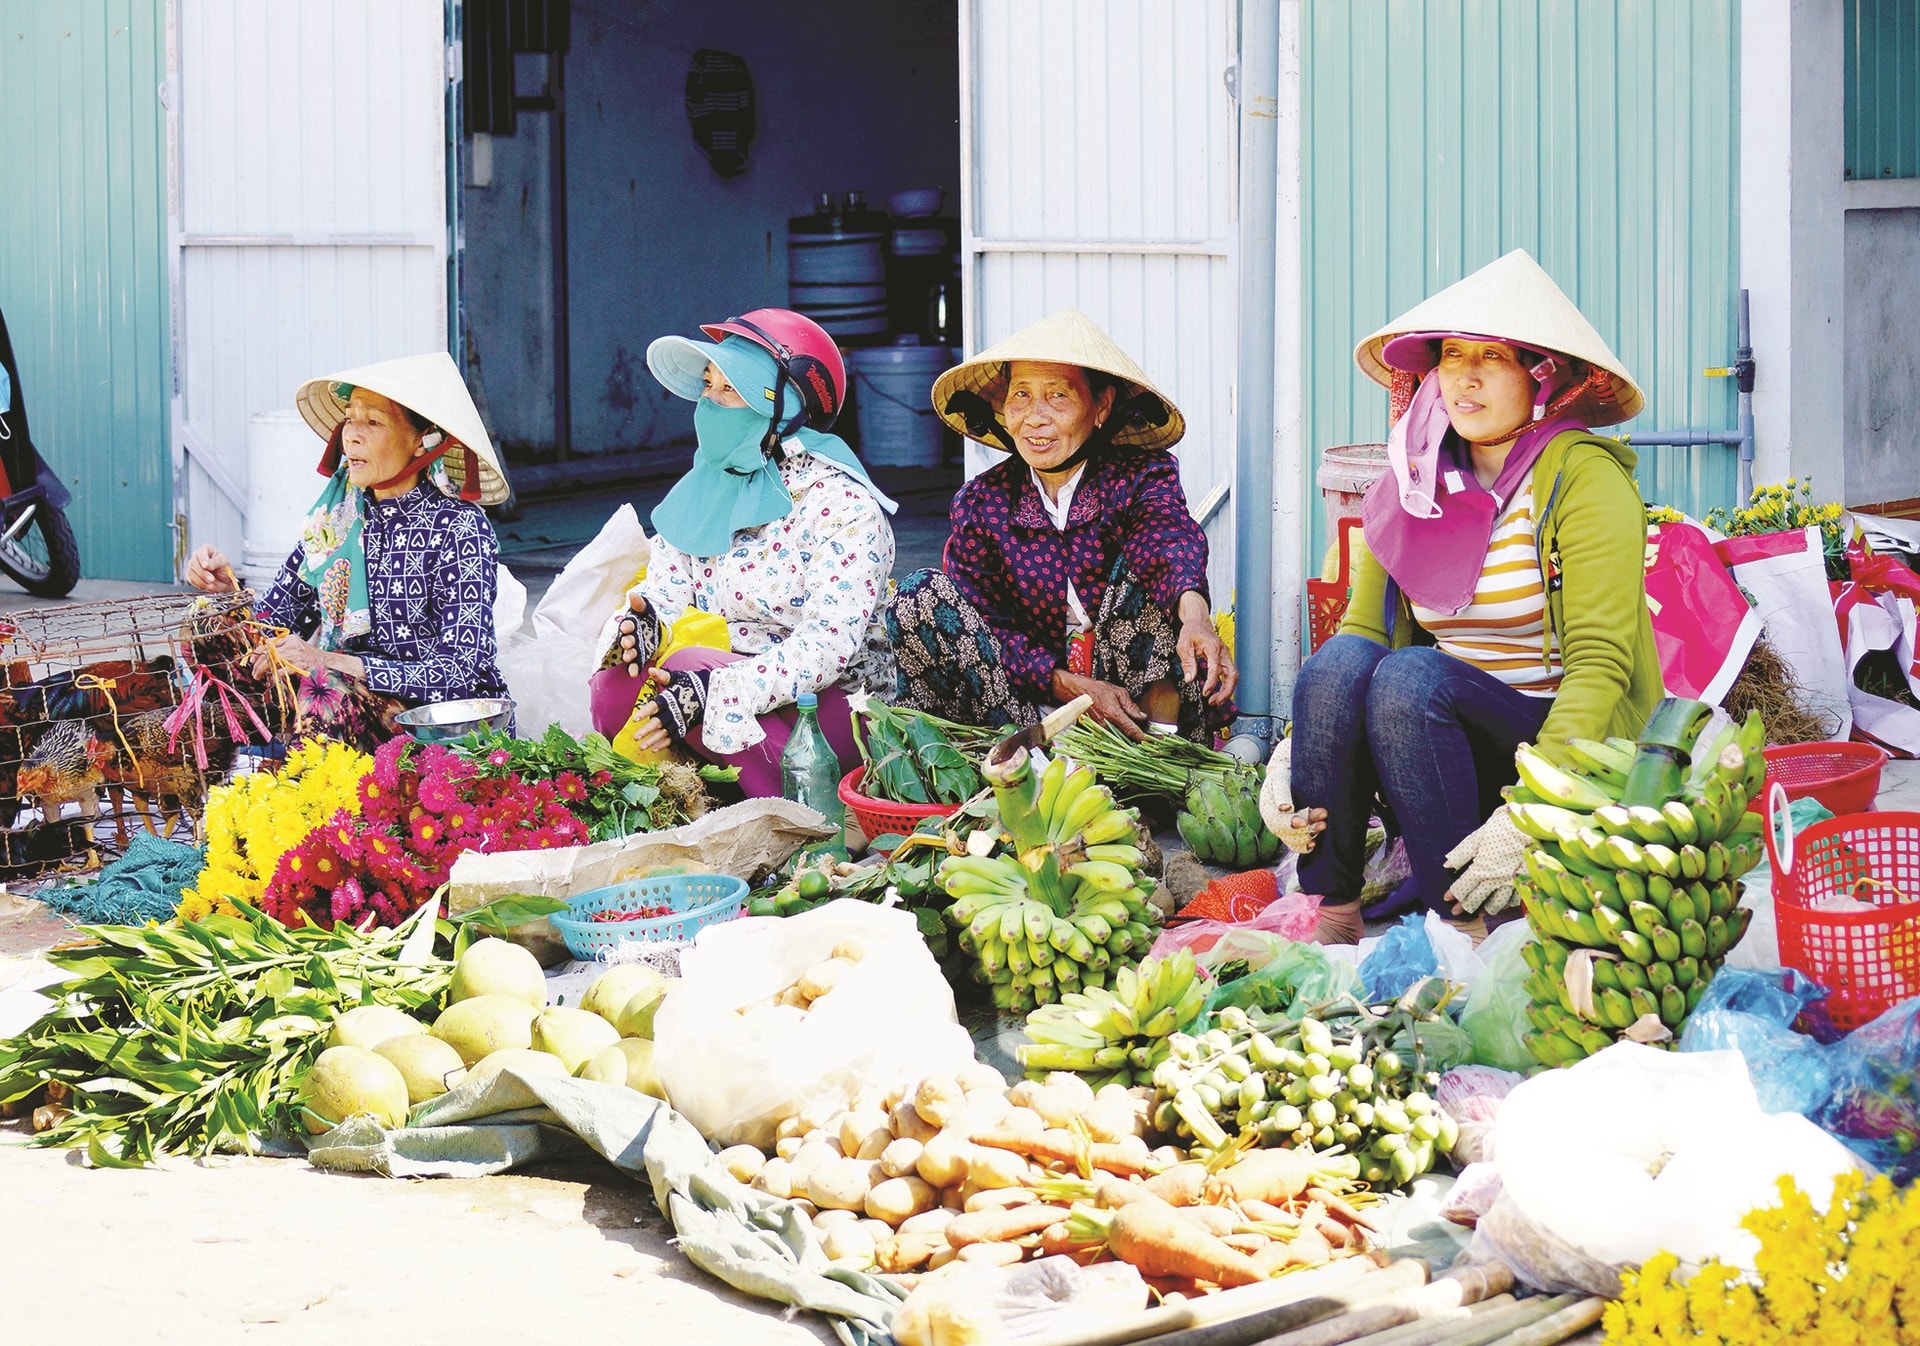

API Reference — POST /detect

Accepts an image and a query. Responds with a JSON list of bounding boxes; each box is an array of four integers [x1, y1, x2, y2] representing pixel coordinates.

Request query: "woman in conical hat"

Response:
[[887, 308, 1236, 743], [587, 308, 899, 796], [1278, 250, 1661, 945], [186, 352, 511, 746]]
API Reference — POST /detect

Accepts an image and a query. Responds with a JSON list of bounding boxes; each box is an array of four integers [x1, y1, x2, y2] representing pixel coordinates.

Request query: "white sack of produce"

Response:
[[1480, 1040, 1859, 1295], [653, 899, 976, 1149]]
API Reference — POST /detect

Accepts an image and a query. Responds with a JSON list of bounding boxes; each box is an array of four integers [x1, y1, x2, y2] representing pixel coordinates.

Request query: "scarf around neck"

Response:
[[1361, 374, 1584, 614], [296, 467, 375, 650], [650, 399, 897, 558]]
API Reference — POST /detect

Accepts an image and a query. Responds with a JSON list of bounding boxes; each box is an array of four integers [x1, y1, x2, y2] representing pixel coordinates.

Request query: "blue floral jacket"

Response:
[[258, 483, 508, 705]]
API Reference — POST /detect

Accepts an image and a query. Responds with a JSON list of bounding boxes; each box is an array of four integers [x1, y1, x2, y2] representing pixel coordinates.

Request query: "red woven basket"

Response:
[[838, 766, 956, 847], [1745, 741, 1888, 816], [1765, 786, 1920, 1031]]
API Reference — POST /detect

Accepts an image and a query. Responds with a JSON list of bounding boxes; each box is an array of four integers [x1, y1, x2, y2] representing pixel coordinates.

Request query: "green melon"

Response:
[[299, 1045, 410, 1134], [431, 994, 539, 1066], [448, 937, 546, 1008]]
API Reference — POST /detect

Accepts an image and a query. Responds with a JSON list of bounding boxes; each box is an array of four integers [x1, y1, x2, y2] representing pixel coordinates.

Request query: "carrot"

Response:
[[1236, 1198, 1300, 1227], [1222, 1232, 1271, 1256], [1033, 1172, 1151, 1210], [1105, 1199, 1268, 1287], [969, 1128, 1157, 1177], [1142, 1275, 1203, 1302], [945, 1203, 1070, 1248], [1282, 1225, 1334, 1268], [1176, 1204, 1238, 1238], [1204, 1148, 1318, 1206], [961, 1187, 1038, 1214], [1250, 1242, 1295, 1277], [1140, 1161, 1209, 1206], [1307, 1184, 1379, 1232]]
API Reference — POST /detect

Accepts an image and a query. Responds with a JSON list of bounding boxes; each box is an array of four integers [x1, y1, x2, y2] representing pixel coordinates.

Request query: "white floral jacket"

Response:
[[634, 448, 896, 754]]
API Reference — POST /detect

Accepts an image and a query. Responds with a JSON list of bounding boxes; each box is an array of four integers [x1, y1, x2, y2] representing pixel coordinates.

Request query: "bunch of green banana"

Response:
[[1176, 766, 1281, 869], [1503, 702, 1769, 1066], [1015, 949, 1207, 1088], [941, 754, 1164, 1014], [1146, 980, 1463, 1189]]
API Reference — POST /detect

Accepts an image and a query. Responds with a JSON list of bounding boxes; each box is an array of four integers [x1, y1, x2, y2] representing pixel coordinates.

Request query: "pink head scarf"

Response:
[[1360, 334, 1586, 615]]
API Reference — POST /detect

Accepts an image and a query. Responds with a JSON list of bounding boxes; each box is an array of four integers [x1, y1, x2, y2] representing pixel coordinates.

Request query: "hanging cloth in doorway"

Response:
[[685, 48, 756, 178]]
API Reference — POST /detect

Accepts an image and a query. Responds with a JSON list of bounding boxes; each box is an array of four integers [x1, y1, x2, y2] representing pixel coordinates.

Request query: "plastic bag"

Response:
[[536, 503, 650, 648], [651, 899, 976, 1149], [1436, 1064, 1524, 1164], [1196, 934, 1364, 1020], [1645, 520, 1762, 702], [1359, 913, 1436, 1001], [1484, 1041, 1860, 1294], [1725, 857, 1780, 973], [1458, 919, 1535, 1074], [891, 1256, 1148, 1346], [1678, 967, 1833, 1116], [1440, 1161, 1504, 1229], [1815, 996, 1920, 1182], [1716, 527, 1851, 738], [1147, 889, 1319, 961]]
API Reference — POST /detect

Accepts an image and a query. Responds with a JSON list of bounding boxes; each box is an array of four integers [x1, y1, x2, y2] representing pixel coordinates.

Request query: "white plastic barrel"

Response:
[[242, 410, 319, 586], [788, 228, 888, 339], [848, 344, 953, 469]]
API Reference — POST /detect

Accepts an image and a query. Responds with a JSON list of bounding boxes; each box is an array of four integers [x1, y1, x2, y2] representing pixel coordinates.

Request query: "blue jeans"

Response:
[[1291, 634, 1552, 913]]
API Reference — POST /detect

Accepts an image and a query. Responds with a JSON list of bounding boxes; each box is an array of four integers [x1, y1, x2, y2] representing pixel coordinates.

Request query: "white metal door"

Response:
[[960, 0, 1239, 599], [168, 0, 449, 572]]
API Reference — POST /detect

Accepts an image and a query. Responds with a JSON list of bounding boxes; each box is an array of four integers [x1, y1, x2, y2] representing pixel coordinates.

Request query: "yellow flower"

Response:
[[176, 740, 372, 923]]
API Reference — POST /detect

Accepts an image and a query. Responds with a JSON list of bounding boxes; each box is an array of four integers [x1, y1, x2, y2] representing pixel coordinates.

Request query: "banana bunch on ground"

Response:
[[1505, 701, 1768, 1066], [1147, 981, 1462, 1189], [1016, 949, 1207, 1088], [941, 755, 1163, 1015], [1177, 766, 1282, 869]]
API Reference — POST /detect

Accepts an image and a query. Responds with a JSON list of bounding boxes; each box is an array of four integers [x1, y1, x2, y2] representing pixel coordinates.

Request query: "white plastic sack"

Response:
[[652, 900, 976, 1149], [1717, 527, 1851, 739], [498, 505, 650, 737], [1725, 861, 1780, 972], [493, 563, 527, 643], [1478, 1041, 1859, 1294], [532, 503, 650, 647]]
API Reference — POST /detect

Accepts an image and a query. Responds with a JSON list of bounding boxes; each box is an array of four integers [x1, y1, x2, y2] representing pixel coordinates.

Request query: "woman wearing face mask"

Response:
[[1278, 251, 1661, 945], [186, 353, 510, 747], [588, 308, 897, 795], [887, 309, 1236, 744]]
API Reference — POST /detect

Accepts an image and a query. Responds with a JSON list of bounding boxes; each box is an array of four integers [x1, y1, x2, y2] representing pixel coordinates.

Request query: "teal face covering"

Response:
[[650, 396, 897, 558]]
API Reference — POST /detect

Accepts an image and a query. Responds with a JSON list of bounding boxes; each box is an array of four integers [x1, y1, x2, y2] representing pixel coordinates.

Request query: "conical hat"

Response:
[[294, 352, 511, 505], [930, 308, 1186, 453], [1354, 250, 1645, 426]]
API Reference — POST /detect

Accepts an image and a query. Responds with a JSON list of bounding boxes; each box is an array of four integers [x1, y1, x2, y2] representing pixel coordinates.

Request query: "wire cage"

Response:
[[0, 589, 291, 877]]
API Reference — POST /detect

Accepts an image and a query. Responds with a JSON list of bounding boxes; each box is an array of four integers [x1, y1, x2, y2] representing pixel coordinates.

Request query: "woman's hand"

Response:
[[1175, 591, 1238, 705], [185, 545, 240, 593], [625, 699, 672, 753], [615, 593, 651, 676], [1051, 668, 1149, 741], [252, 634, 363, 682]]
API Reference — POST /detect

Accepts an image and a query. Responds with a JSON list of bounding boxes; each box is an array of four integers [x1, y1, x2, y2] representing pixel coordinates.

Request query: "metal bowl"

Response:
[[393, 697, 516, 744]]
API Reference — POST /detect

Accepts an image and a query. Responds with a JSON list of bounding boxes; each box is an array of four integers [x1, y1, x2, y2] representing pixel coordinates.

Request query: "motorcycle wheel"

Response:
[[0, 497, 81, 598]]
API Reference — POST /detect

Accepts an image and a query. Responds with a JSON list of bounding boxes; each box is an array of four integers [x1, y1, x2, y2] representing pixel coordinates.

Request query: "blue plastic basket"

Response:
[[550, 873, 749, 960]]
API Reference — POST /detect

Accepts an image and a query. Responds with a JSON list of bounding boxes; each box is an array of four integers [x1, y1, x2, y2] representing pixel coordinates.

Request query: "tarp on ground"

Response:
[[304, 1066, 901, 1346]]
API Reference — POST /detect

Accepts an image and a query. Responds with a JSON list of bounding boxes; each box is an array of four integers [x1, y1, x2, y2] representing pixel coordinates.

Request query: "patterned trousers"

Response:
[[885, 567, 1224, 743]]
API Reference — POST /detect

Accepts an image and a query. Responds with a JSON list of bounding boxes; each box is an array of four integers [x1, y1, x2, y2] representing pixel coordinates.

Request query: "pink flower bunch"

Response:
[[263, 735, 587, 929]]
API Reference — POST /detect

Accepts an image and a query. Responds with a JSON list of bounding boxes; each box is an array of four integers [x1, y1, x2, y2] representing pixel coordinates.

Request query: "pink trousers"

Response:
[[587, 647, 858, 799]]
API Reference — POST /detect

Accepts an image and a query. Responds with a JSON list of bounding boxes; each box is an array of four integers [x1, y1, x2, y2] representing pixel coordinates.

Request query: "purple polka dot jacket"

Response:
[[944, 444, 1211, 704]]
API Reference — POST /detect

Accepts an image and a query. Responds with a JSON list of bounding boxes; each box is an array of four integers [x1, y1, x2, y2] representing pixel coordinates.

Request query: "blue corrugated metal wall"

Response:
[[1301, 0, 1741, 571], [0, 1, 172, 582], [1846, 0, 1920, 180]]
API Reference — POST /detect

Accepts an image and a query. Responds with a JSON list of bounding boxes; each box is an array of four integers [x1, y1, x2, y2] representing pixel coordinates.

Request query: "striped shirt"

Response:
[[1411, 483, 1563, 695]]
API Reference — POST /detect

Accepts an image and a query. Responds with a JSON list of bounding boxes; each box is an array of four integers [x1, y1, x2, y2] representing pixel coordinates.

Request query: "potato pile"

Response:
[[716, 1068, 1158, 1275], [733, 934, 873, 1015]]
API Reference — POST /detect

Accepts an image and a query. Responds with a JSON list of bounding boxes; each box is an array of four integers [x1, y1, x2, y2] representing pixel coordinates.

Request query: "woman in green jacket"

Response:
[[1285, 250, 1661, 943]]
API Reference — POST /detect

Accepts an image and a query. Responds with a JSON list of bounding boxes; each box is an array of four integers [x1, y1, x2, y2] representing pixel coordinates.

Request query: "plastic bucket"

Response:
[[1317, 443, 1389, 534], [788, 229, 888, 339], [848, 343, 953, 468], [242, 410, 319, 586]]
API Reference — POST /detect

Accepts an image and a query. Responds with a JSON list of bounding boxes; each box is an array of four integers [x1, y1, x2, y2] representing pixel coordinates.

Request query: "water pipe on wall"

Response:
[[1622, 289, 1755, 503], [1228, 0, 1280, 761]]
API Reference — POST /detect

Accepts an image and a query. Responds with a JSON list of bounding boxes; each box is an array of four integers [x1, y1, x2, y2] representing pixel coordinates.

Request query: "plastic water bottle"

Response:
[[781, 692, 846, 856]]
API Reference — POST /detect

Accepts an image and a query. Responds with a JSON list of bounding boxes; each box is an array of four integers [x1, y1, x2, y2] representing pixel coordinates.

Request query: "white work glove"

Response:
[[1443, 810, 1529, 915], [1257, 735, 1319, 854]]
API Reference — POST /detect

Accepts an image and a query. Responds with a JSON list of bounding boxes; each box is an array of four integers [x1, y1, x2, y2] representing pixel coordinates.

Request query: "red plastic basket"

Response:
[[1305, 518, 1362, 654], [838, 766, 957, 847], [1765, 786, 1920, 1030], [1745, 741, 1888, 815]]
